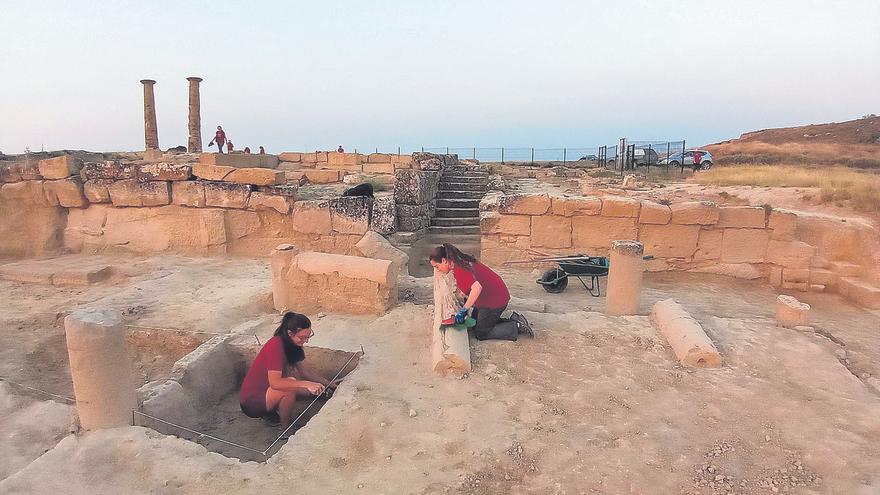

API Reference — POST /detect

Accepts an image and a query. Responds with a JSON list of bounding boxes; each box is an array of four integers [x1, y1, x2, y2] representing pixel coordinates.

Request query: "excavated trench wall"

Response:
[[480, 192, 880, 307]]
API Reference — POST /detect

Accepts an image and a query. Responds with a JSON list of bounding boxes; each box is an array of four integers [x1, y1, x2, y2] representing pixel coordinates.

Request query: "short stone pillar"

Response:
[[140, 79, 159, 150], [271, 243, 300, 312], [65, 309, 136, 430], [186, 77, 203, 153], [606, 240, 644, 316], [776, 295, 810, 328]]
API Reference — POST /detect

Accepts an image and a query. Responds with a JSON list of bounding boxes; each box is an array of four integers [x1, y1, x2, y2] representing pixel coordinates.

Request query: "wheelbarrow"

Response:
[[535, 254, 609, 297]]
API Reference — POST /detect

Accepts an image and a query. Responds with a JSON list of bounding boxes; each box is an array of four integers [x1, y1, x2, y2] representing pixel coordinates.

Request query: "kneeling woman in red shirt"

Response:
[[239, 312, 338, 427], [429, 243, 533, 341]]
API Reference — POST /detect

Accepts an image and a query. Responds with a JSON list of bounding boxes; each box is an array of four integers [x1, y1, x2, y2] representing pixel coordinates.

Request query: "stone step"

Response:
[[838, 277, 880, 309], [439, 181, 488, 191], [432, 216, 480, 227], [429, 225, 481, 235], [446, 165, 489, 173], [437, 190, 486, 199], [441, 174, 489, 182], [434, 207, 479, 218], [443, 170, 489, 177], [436, 198, 480, 209]]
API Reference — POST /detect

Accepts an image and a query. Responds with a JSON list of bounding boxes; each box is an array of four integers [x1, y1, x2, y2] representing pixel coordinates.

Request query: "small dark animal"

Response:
[[342, 183, 374, 198]]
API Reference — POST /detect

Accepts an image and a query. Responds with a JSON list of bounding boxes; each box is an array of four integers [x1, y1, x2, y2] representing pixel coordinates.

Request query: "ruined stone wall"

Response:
[[480, 192, 880, 297], [276, 151, 414, 183], [0, 155, 394, 258], [393, 153, 458, 234]]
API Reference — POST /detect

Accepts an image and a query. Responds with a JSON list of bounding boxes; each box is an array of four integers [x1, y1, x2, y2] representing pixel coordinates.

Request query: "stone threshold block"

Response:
[[0, 257, 114, 286], [650, 299, 722, 368], [38, 155, 83, 179], [271, 245, 398, 315]]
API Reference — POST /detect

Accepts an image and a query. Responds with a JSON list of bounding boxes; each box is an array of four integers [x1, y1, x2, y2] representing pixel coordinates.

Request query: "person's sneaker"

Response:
[[262, 411, 281, 427], [510, 312, 534, 338]]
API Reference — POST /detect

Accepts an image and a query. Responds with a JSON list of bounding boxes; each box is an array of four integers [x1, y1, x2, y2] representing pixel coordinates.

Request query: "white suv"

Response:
[[660, 149, 713, 170]]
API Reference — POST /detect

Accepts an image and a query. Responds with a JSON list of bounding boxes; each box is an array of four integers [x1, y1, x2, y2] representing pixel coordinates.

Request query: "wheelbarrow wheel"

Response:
[[539, 268, 568, 293]]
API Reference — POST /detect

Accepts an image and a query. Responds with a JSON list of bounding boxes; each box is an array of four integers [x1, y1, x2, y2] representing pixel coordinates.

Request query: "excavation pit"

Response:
[[135, 340, 360, 462]]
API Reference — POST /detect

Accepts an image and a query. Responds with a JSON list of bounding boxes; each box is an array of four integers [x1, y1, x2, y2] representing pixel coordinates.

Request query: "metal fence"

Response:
[[357, 140, 688, 171]]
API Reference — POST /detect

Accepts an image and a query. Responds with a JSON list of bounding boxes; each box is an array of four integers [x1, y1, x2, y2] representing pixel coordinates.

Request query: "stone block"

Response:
[[638, 224, 700, 258], [600, 196, 641, 218], [396, 203, 428, 217], [143, 148, 164, 162], [809, 268, 837, 287], [278, 152, 302, 162], [0, 162, 23, 182], [304, 169, 344, 183], [1, 180, 49, 205], [363, 162, 395, 174], [397, 216, 429, 232], [693, 229, 722, 260], [670, 201, 719, 225], [203, 181, 251, 208], [330, 196, 373, 234], [768, 265, 783, 287], [394, 170, 439, 205], [571, 216, 638, 253], [356, 231, 409, 277], [391, 154, 413, 165], [365, 153, 389, 163], [638, 201, 671, 224], [530, 215, 572, 248], [768, 210, 797, 240], [138, 162, 192, 181], [292, 200, 332, 234], [198, 152, 279, 169], [328, 152, 363, 166], [38, 155, 82, 179], [171, 181, 206, 207], [43, 178, 88, 207], [248, 191, 291, 214], [828, 261, 861, 277], [783, 268, 810, 283], [837, 277, 880, 309], [550, 196, 602, 216], [108, 180, 171, 207], [776, 295, 810, 328], [766, 239, 816, 268], [12, 159, 42, 180], [83, 179, 112, 203], [371, 195, 396, 235], [81, 161, 138, 180], [720, 228, 768, 263], [193, 163, 284, 186], [256, 184, 298, 197], [498, 193, 551, 215], [716, 206, 766, 228], [481, 212, 531, 235]]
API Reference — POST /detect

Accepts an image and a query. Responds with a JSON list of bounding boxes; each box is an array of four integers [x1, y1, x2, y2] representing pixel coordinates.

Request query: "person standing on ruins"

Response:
[[208, 125, 226, 153], [239, 312, 339, 427], [337, 145, 344, 153], [227, 140, 234, 153], [430, 243, 533, 341], [259, 146, 266, 155]]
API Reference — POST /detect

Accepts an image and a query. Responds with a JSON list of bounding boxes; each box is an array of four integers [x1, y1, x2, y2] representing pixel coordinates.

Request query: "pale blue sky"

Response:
[[2, 0, 878, 154]]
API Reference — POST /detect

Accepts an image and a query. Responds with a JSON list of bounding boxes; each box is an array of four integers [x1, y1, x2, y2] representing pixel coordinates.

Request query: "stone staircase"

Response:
[[430, 165, 489, 235]]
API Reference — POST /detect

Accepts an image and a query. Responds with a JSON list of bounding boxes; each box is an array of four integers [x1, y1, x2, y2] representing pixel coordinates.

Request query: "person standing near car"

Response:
[[692, 150, 703, 172]]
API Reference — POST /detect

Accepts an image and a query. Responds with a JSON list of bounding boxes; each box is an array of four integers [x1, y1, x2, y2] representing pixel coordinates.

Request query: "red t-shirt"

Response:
[[453, 262, 510, 309], [215, 130, 226, 144], [239, 336, 295, 404], [693, 152, 702, 164]]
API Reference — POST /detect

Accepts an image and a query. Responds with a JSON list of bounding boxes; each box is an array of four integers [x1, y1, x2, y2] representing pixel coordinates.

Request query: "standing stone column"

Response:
[[65, 308, 136, 430], [186, 77, 203, 152], [140, 79, 159, 150], [606, 240, 645, 316]]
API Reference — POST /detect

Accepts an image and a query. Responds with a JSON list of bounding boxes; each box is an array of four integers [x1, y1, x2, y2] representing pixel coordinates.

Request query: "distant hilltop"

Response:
[[706, 116, 880, 168]]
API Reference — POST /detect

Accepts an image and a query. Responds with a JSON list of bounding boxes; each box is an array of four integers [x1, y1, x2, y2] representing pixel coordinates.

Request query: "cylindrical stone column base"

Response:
[[65, 308, 136, 430], [606, 240, 644, 316]]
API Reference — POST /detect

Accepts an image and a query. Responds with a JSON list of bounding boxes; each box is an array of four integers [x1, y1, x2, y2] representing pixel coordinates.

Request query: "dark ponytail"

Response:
[[273, 312, 310, 365], [428, 243, 477, 271]]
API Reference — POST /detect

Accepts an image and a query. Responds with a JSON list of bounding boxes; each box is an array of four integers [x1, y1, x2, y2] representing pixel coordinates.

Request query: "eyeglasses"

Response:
[[289, 328, 314, 338]]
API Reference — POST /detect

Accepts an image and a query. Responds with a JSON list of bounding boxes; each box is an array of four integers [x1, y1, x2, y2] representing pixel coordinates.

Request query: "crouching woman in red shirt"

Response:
[[239, 312, 338, 427], [429, 243, 533, 341]]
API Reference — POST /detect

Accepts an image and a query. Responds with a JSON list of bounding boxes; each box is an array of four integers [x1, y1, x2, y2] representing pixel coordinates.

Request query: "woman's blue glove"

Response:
[[454, 307, 469, 324]]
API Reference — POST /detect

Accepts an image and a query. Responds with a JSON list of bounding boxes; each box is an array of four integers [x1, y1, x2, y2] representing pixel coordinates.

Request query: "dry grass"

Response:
[[706, 141, 880, 169], [695, 164, 880, 212]]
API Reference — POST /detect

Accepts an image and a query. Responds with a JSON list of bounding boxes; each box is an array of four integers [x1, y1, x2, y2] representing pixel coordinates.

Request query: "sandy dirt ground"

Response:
[[1, 254, 879, 494]]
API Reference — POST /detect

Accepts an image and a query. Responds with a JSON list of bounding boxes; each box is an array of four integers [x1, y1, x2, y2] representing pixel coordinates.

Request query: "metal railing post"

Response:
[[446, 146, 449, 154], [563, 147, 567, 163], [531, 147, 534, 164], [473, 147, 476, 160], [501, 147, 504, 164]]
